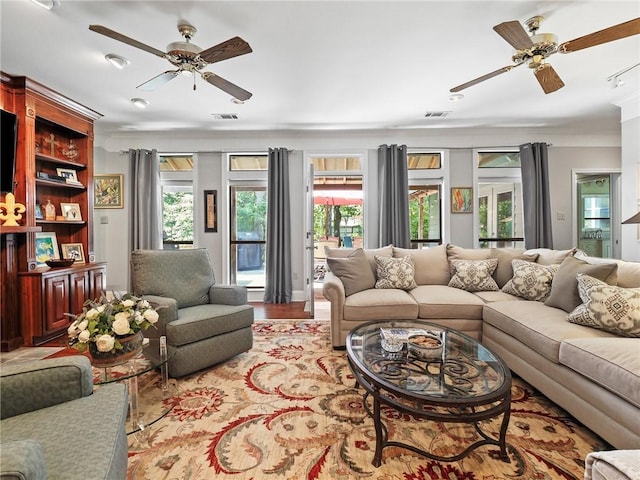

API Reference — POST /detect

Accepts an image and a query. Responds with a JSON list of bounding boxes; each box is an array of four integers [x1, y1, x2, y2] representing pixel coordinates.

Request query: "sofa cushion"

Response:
[[585, 450, 640, 480], [326, 249, 376, 296], [524, 247, 576, 265], [474, 291, 523, 303], [490, 248, 539, 288], [448, 258, 499, 292], [393, 244, 450, 285], [374, 255, 417, 290], [567, 274, 640, 338], [325, 245, 392, 278], [410, 285, 485, 319], [483, 300, 616, 363], [575, 252, 640, 288], [343, 288, 418, 321], [559, 337, 640, 408], [502, 260, 559, 301], [545, 256, 618, 313]]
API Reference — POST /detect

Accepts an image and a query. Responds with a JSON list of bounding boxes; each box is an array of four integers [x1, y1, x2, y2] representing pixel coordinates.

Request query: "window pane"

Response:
[[160, 155, 193, 171], [408, 184, 441, 247], [229, 155, 268, 171], [230, 186, 267, 287], [478, 152, 520, 168], [408, 153, 441, 170], [477, 183, 524, 248], [312, 157, 361, 172], [162, 189, 193, 249]]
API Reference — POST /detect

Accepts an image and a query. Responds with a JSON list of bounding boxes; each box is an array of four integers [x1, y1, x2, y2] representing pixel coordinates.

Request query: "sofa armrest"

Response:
[[140, 295, 178, 338], [585, 450, 640, 480], [0, 357, 93, 420], [0, 439, 46, 480], [209, 285, 248, 306], [322, 272, 349, 347]]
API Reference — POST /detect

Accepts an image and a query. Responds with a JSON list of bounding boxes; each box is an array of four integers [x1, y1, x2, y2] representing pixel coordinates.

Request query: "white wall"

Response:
[[618, 100, 640, 261], [92, 127, 626, 293]]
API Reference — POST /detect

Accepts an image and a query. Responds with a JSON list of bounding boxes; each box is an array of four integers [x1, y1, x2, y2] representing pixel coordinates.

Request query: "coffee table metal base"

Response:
[[351, 359, 511, 467]]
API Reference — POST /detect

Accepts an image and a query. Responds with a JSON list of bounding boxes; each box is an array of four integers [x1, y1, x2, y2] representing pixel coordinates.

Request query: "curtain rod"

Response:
[[119, 149, 295, 155]]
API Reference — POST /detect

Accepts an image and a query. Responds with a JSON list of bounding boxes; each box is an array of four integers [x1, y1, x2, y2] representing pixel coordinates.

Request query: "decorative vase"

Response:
[[89, 331, 144, 368]]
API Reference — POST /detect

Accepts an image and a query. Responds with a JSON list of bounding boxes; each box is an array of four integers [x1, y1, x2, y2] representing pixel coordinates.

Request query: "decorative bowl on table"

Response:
[[46, 258, 75, 268], [408, 333, 443, 361]]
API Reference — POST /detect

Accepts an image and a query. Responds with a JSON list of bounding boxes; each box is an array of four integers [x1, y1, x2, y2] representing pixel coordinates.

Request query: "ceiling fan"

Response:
[[89, 23, 253, 101], [451, 16, 640, 94]]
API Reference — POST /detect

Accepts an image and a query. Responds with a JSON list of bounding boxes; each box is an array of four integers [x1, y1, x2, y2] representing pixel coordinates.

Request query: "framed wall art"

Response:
[[451, 187, 473, 213], [94, 174, 124, 209], [35, 232, 59, 266], [60, 202, 82, 221], [204, 190, 217, 232], [61, 243, 86, 264]]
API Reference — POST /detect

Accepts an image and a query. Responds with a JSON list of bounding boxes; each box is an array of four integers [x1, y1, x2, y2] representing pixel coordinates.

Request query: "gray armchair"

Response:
[[130, 248, 254, 378], [0, 356, 128, 480]]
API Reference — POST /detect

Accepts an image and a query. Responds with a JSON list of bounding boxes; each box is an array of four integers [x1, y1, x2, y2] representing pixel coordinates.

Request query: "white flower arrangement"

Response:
[[67, 293, 159, 354]]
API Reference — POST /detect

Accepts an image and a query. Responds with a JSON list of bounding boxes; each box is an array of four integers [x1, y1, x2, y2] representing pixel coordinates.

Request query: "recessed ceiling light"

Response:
[[449, 93, 464, 102], [31, 0, 60, 9], [231, 98, 245, 105], [131, 98, 149, 109], [105, 54, 130, 69]]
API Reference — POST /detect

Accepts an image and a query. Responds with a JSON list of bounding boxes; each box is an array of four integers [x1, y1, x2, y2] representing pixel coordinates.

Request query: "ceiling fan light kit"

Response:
[[450, 16, 640, 95], [89, 23, 253, 100], [105, 53, 130, 69]]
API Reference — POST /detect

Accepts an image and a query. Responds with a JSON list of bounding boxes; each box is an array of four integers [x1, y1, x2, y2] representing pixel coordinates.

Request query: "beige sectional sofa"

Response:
[[322, 244, 640, 451]]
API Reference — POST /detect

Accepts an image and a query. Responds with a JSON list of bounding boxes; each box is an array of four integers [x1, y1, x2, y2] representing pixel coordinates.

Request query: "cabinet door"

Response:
[[90, 266, 107, 299], [43, 274, 70, 334], [70, 270, 90, 316]]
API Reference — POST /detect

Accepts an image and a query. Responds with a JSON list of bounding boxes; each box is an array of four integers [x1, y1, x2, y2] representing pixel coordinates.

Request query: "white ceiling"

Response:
[[1, 0, 639, 138]]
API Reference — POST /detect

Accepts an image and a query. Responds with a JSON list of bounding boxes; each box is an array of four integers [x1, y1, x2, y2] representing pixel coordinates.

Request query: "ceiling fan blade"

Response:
[[450, 64, 522, 92], [493, 21, 534, 50], [558, 17, 640, 53], [201, 72, 252, 101], [534, 64, 565, 94], [89, 25, 166, 58], [137, 71, 180, 91], [199, 36, 253, 64]]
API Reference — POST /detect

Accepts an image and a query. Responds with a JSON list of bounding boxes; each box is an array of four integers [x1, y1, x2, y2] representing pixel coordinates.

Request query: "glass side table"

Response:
[[93, 336, 176, 436]]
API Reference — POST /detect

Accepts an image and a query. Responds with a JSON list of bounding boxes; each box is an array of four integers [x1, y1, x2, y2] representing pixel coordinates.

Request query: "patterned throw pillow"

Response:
[[567, 274, 640, 337], [448, 259, 499, 292], [374, 255, 417, 290], [501, 259, 559, 301]]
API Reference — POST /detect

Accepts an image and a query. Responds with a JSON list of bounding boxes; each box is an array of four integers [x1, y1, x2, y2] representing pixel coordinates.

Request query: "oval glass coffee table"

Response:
[[93, 336, 176, 436], [347, 320, 511, 466]]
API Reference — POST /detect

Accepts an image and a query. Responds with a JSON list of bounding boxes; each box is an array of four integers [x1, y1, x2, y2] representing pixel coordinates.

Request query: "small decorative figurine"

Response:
[[0, 193, 27, 226], [44, 200, 56, 221]]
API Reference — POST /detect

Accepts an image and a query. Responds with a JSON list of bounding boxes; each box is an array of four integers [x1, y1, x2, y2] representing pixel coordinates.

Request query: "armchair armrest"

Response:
[[210, 285, 248, 306], [0, 356, 93, 420], [140, 294, 178, 339], [0, 439, 46, 480]]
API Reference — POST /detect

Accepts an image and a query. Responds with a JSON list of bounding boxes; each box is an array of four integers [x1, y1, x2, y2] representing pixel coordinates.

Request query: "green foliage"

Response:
[[236, 190, 267, 238], [163, 192, 194, 241]]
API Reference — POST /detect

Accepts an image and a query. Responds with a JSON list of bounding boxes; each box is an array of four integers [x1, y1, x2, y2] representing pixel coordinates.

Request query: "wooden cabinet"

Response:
[[1, 72, 104, 348], [19, 263, 107, 345]]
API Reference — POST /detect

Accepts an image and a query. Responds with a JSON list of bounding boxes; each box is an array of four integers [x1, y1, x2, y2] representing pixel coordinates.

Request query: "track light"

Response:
[[105, 54, 130, 69]]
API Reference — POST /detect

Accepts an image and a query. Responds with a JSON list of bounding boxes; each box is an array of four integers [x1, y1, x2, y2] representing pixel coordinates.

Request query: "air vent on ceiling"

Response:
[[424, 111, 451, 118], [212, 113, 239, 120]]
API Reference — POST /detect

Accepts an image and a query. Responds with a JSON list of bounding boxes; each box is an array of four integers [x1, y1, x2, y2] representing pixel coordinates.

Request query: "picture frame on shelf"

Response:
[[60, 202, 82, 221], [204, 190, 217, 232], [35, 232, 59, 266], [56, 167, 80, 184], [94, 174, 124, 209], [451, 187, 473, 214], [34, 203, 43, 220], [61, 243, 85, 264]]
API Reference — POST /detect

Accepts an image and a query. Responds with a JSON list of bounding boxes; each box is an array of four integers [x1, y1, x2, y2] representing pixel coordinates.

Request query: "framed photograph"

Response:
[[204, 190, 217, 232], [451, 187, 473, 213], [35, 232, 59, 266], [61, 243, 85, 264], [34, 203, 43, 220], [94, 174, 124, 209], [60, 202, 82, 221], [56, 168, 78, 183]]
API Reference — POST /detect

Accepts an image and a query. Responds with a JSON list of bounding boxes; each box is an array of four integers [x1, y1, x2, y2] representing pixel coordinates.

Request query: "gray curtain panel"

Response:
[[129, 149, 163, 251], [264, 147, 292, 303], [520, 142, 553, 249], [378, 144, 410, 248]]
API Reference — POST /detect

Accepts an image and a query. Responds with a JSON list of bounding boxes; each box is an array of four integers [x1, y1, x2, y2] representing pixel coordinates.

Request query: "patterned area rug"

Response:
[[126, 320, 609, 479]]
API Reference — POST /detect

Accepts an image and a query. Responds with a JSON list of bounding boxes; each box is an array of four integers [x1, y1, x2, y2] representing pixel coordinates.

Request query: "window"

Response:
[[230, 186, 267, 288], [407, 151, 445, 248], [475, 150, 523, 248], [229, 154, 268, 171], [160, 154, 194, 250], [408, 152, 441, 170]]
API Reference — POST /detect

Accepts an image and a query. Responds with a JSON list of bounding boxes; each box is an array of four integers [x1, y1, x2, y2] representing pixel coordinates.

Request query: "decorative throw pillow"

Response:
[[374, 255, 417, 290], [490, 248, 539, 288], [545, 256, 618, 312], [501, 259, 559, 301], [448, 259, 499, 292], [326, 249, 376, 296], [567, 274, 640, 337]]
